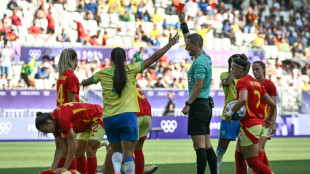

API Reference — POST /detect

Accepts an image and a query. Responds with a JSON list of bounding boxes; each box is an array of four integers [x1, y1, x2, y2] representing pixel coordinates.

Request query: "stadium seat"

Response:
[[213, 38, 223, 50], [117, 21, 127, 36], [43, 79, 53, 89], [122, 36, 132, 47], [278, 51, 286, 61], [144, 22, 154, 35], [87, 20, 98, 36], [222, 38, 231, 50], [100, 13, 110, 28], [35, 79, 45, 89], [113, 36, 123, 47], [106, 38, 114, 46], [109, 14, 119, 28]]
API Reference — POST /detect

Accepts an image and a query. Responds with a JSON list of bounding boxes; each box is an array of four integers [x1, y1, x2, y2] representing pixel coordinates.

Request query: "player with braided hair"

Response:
[[216, 54, 246, 174], [251, 61, 277, 174], [225, 56, 276, 174]]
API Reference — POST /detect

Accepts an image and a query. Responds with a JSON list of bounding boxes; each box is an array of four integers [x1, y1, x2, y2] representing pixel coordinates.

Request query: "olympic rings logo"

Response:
[[0, 122, 12, 135], [160, 120, 177, 133], [29, 49, 42, 58]]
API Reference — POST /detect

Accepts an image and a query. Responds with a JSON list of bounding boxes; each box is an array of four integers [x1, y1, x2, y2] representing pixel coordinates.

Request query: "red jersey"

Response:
[[56, 70, 80, 106], [52, 102, 103, 135], [136, 84, 152, 117], [77, 22, 86, 38], [46, 14, 55, 29], [258, 79, 277, 118], [237, 75, 267, 127]]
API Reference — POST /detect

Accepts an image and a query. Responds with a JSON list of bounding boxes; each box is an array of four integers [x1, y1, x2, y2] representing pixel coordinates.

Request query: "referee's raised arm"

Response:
[[178, 12, 190, 42]]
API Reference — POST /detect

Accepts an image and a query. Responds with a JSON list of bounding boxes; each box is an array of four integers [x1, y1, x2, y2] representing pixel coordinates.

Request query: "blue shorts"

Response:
[[218, 119, 240, 140], [103, 112, 138, 144], [1, 66, 9, 76]]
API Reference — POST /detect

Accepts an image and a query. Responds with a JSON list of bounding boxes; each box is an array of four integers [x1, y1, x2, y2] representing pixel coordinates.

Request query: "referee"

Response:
[[179, 12, 217, 174]]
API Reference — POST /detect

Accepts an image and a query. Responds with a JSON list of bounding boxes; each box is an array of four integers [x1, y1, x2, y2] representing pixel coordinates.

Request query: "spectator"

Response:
[[7, 0, 22, 11], [10, 9, 22, 26], [20, 56, 37, 88], [85, 0, 98, 20], [0, 41, 15, 79], [73, 18, 86, 43], [252, 32, 265, 48], [35, 62, 50, 79], [150, 35, 161, 47], [28, 19, 42, 35], [132, 47, 144, 63], [265, 32, 275, 45], [163, 91, 175, 116], [198, 0, 208, 15], [154, 77, 165, 88], [266, 61, 277, 78], [7, 28, 19, 41], [57, 28, 71, 42], [46, 8, 55, 34], [35, 4, 46, 19], [121, 9, 131, 21], [279, 38, 290, 52], [150, 24, 160, 38], [152, 8, 163, 23], [244, 7, 257, 33], [135, 2, 144, 22], [287, 30, 297, 46], [102, 58, 111, 68], [102, 31, 108, 46], [142, 10, 151, 22]]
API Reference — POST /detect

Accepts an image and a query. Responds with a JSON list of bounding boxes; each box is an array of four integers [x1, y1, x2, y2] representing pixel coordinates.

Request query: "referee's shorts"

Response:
[[187, 98, 212, 135]]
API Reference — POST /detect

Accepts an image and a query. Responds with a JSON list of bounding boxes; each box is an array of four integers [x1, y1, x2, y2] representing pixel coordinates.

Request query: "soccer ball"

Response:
[[40, 170, 81, 174], [225, 101, 246, 121]]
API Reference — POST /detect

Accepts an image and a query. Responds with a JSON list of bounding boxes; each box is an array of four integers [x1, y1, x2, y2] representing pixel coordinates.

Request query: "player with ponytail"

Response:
[[225, 57, 276, 174], [251, 61, 278, 174], [81, 33, 179, 174]]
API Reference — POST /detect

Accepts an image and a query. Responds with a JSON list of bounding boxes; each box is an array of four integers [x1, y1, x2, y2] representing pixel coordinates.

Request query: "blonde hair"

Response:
[[57, 48, 77, 75]]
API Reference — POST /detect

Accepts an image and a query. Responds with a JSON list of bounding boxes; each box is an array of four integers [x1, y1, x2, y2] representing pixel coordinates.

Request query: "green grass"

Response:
[[0, 138, 310, 174]]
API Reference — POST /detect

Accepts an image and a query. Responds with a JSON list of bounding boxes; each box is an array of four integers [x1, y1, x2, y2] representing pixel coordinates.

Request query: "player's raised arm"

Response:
[[142, 33, 179, 70], [178, 12, 190, 42]]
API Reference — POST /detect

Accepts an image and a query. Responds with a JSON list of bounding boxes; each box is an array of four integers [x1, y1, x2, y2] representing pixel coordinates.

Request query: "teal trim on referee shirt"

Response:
[[187, 50, 212, 99]]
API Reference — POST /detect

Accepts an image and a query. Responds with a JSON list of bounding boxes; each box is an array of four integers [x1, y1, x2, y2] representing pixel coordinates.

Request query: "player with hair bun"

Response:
[[36, 103, 105, 174], [216, 54, 246, 174], [225, 56, 276, 174], [251, 61, 277, 174]]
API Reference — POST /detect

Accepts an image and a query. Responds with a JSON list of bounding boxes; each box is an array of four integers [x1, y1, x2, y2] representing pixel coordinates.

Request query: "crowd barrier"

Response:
[[13, 46, 265, 66], [0, 114, 309, 141]]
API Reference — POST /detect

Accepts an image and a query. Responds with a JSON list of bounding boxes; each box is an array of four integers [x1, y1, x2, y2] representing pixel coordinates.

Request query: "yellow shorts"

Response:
[[239, 125, 264, 146], [76, 121, 105, 142], [137, 115, 152, 140], [261, 127, 271, 138]]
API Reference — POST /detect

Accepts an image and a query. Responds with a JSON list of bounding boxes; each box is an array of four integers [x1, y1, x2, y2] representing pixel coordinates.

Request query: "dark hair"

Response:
[[187, 33, 203, 49], [228, 54, 242, 72], [111, 47, 127, 97], [232, 54, 250, 76], [253, 61, 266, 77], [35, 112, 53, 136]]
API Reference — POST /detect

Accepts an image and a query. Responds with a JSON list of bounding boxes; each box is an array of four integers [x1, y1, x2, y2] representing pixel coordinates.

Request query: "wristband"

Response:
[[185, 101, 191, 106], [181, 23, 189, 34], [226, 110, 234, 117]]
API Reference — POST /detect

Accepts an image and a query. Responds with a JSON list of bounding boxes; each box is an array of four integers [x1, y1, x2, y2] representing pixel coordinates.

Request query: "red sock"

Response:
[[87, 157, 97, 174], [58, 158, 66, 168], [76, 156, 87, 174], [263, 152, 269, 166], [134, 150, 144, 174], [68, 158, 76, 170], [251, 151, 265, 174], [235, 151, 247, 174], [247, 157, 272, 174]]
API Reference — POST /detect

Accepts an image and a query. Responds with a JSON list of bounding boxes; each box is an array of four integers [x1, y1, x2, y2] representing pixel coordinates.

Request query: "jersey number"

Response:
[[254, 90, 261, 108], [57, 84, 64, 105]]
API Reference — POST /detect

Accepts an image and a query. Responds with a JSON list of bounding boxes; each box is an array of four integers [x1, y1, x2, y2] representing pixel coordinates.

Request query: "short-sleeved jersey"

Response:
[[51, 102, 103, 135], [56, 70, 80, 106], [220, 72, 238, 119], [259, 79, 277, 118], [187, 50, 212, 99], [136, 84, 152, 117], [92, 62, 143, 118], [237, 75, 267, 127]]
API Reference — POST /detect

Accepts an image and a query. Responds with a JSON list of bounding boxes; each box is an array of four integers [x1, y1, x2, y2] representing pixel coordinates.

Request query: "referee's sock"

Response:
[[216, 147, 226, 174], [112, 151, 123, 174], [195, 148, 207, 174], [206, 147, 217, 174]]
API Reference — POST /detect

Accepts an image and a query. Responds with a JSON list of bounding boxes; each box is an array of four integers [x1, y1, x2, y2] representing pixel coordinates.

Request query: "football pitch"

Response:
[[0, 138, 309, 174]]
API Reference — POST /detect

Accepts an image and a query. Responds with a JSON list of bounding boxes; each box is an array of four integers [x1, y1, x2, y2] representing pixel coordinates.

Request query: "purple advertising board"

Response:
[[17, 46, 265, 66], [1, 114, 309, 141]]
